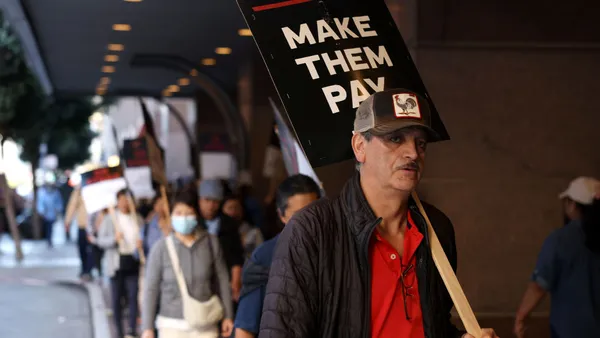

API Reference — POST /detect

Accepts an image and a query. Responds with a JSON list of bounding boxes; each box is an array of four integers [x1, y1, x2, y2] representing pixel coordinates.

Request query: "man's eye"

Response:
[[389, 136, 402, 143], [417, 141, 427, 150]]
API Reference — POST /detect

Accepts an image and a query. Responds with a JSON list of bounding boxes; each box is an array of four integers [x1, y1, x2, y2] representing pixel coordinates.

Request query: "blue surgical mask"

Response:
[[171, 216, 198, 235]]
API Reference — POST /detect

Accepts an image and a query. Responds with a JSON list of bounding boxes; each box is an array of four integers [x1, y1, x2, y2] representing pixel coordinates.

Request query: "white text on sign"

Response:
[[281, 16, 394, 114]]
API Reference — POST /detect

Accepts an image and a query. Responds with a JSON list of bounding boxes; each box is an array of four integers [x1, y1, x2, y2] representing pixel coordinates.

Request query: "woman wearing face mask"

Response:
[[141, 190, 234, 338]]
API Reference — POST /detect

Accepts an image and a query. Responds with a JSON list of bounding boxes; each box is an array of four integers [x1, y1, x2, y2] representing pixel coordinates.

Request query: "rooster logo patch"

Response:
[[393, 93, 421, 119]]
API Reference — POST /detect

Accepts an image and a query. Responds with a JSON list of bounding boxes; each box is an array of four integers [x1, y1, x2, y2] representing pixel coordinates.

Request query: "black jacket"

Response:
[[201, 214, 245, 271], [259, 173, 462, 338]]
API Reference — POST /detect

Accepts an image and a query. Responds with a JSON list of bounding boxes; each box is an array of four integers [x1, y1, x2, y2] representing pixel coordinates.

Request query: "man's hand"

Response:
[[141, 329, 154, 338], [115, 231, 123, 242], [514, 317, 527, 338], [462, 328, 499, 338], [221, 318, 234, 337]]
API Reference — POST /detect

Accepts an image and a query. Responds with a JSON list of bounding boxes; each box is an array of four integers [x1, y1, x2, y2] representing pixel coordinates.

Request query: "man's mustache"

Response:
[[395, 161, 420, 171]]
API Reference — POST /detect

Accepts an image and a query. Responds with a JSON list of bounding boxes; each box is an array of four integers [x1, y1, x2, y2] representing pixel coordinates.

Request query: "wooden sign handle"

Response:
[[126, 195, 146, 264], [160, 185, 171, 221], [411, 191, 482, 337]]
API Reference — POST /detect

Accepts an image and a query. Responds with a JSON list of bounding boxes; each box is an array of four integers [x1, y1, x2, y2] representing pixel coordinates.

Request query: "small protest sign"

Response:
[[270, 98, 323, 193], [138, 98, 168, 187], [236, 0, 449, 167], [122, 138, 155, 199], [80, 166, 128, 214]]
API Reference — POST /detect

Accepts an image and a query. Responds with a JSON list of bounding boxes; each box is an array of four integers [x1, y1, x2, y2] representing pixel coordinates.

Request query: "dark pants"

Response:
[[44, 218, 55, 247], [77, 228, 91, 276], [110, 270, 139, 337], [91, 244, 104, 277]]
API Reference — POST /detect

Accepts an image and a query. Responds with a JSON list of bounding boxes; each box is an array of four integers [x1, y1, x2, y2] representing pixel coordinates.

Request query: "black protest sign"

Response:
[[236, 0, 449, 167], [122, 138, 150, 168]]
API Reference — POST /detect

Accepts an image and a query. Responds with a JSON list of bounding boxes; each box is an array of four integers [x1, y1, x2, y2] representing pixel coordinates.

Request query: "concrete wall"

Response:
[[415, 47, 600, 313]]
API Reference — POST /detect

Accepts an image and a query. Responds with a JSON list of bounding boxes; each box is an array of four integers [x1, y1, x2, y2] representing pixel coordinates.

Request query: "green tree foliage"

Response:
[[0, 10, 31, 125], [18, 98, 99, 170], [1, 10, 104, 171]]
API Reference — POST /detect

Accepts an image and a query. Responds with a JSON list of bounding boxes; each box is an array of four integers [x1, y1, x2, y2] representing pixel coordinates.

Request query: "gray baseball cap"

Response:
[[198, 179, 224, 200], [353, 88, 440, 141]]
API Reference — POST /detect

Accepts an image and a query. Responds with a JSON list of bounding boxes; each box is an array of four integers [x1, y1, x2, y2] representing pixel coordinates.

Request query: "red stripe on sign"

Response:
[[252, 0, 311, 12]]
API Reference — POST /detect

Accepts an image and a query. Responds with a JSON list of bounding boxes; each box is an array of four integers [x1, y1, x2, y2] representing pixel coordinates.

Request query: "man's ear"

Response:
[[277, 208, 287, 225], [352, 132, 366, 164]]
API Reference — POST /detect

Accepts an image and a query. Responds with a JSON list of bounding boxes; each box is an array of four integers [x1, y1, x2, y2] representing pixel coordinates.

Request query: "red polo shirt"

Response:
[[370, 212, 424, 338]]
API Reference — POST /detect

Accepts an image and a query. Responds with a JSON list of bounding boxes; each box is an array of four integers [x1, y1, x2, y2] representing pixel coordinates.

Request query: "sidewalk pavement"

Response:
[[0, 222, 111, 338]]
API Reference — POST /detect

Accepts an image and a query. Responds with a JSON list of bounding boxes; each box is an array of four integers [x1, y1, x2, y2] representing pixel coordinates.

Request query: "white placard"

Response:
[[294, 141, 325, 193], [124, 166, 155, 199], [263, 145, 282, 178], [200, 152, 234, 180], [81, 177, 128, 214]]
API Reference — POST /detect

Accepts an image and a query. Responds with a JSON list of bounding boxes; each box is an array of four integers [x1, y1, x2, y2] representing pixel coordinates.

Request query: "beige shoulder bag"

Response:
[[165, 235, 224, 330]]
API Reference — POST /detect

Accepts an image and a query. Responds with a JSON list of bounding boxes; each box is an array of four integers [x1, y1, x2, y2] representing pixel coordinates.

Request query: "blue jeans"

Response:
[[110, 270, 139, 336], [44, 218, 55, 246]]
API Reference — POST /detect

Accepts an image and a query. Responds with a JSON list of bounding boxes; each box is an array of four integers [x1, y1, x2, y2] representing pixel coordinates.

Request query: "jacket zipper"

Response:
[[361, 217, 382, 338]]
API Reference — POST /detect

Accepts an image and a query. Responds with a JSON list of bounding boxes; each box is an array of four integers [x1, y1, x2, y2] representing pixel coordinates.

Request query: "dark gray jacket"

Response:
[[260, 173, 462, 338]]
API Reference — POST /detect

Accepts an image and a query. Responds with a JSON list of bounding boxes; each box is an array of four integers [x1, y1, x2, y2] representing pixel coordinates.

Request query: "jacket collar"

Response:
[[341, 172, 378, 241], [340, 172, 425, 245]]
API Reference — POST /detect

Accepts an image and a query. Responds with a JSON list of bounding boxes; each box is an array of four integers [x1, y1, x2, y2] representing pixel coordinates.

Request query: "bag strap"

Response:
[[165, 235, 190, 297], [205, 234, 220, 294]]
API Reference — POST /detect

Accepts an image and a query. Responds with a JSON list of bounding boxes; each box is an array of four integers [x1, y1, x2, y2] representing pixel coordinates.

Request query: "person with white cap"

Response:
[[515, 176, 600, 338]]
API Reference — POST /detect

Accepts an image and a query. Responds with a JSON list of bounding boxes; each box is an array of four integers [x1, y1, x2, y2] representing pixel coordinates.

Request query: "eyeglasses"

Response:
[[400, 263, 415, 321]]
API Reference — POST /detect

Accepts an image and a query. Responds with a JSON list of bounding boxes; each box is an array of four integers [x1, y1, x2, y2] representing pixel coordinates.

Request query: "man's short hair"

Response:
[[275, 174, 321, 214]]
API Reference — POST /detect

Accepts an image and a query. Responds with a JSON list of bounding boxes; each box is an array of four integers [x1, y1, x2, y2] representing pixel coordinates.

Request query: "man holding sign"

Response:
[[260, 90, 497, 338]]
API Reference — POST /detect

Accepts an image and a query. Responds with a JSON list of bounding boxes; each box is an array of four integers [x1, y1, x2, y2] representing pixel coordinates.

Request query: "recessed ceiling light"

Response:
[[163, 90, 173, 97], [167, 85, 180, 93], [238, 29, 252, 36], [178, 78, 190, 86], [190, 69, 198, 76], [202, 58, 216, 66], [108, 44, 125, 52], [100, 77, 111, 85], [102, 65, 115, 73], [104, 55, 119, 62], [112, 24, 131, 32], [215, 47, 232, 55], [124, 0, 142, 2], [96, 88, 106, 96]]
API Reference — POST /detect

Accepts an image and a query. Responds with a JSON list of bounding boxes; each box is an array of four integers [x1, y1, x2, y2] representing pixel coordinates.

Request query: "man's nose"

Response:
[[400, 138, 419, 160]]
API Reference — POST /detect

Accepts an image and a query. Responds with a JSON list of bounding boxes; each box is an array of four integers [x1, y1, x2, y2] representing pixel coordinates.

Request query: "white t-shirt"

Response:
[[116, 212, 140, 255]]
